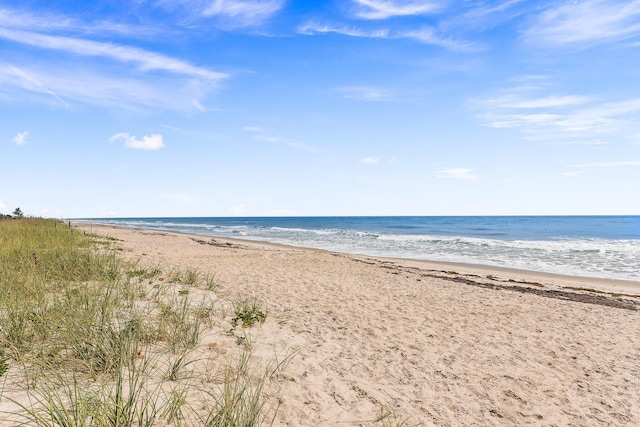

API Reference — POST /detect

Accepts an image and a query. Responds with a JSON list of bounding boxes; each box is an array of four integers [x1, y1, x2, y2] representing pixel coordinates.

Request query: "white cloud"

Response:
[[525, 0, 640, 46], [436, 167, 480, 181], [201, 0, 284, 25], [229, 203, 247, 215], [400, 27, 476, 50], [110, 133, 164, 150], [361, 157, 380, 164], [463, 0, 526, 19], [486, 95, 590, 109], [298, 22, 389, 38], [0, 65, 213, 112], [157, 0, 284, 28], [12, 131, 28, 145], [560, 171, 585, 177], [479, 89, 640, 143], [352, 0, 444, 20], [298, 22, 469, 50], [0, 6, 158, 38], [0, 9, 227, 113], [0, 200, 6, 211], [0, 28, 226, 82], [243, 126, 319, 153], [243, 126, 267, 133]]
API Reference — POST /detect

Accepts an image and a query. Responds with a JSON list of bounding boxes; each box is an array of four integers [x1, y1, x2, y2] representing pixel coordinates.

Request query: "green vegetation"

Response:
[[231, 297, 267, 329], [11, 207, 24, 218], [0, 218, 283, 426]]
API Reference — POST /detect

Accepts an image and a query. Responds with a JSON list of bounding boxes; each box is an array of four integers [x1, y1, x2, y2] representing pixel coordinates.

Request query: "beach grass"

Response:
[[0, 218, 282, 425]]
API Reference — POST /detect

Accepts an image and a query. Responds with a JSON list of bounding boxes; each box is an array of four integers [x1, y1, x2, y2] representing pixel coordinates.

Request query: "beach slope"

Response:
[[76, 224, 640, 426]]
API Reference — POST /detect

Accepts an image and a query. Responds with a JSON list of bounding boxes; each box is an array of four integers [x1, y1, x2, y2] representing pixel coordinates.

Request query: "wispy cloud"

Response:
[[573, 161, 640, 168], [485, 94, 590, 109], [0, 28, 226, 81], [298, 21, 470, 50], [463, 0, 525, 19], [0, 65, 211, 112], [479, 87, 640, 143], [525, 0, 640, 46], [158, 0, 285, 28], [201, 0, 284, 23], [339, 86, 394, 101], [436, 167, 480, 181], [0, 6, 158, 37], [560, 171, 586, 177], [400, 26, 476, 50], [0, 5, 227, 112], [361, 157, 380, 164], [243, 126, 319, 153], [110, 133, 164, 150], [12, 131, 28, 145], [298, 22, 389, 38], [351, 0, 444, 20]]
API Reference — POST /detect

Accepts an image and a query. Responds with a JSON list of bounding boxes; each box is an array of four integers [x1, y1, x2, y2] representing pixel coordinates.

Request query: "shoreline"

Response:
[[76, 222, 640, 295]]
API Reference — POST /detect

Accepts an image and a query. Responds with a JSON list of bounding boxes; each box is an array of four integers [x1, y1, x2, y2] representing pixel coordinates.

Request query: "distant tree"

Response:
[[12, 207, 24, 218]]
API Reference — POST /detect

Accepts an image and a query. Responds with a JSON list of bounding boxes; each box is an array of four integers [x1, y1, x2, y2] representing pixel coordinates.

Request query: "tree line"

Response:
[[1, 207, 25, 219]]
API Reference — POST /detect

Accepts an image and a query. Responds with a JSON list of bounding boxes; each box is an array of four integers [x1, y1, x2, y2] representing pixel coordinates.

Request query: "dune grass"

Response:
[[0, 218, 284, 426]]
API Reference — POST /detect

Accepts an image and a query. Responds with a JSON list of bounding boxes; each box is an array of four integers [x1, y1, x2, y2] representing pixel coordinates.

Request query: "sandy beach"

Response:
[[75, 223, 640, 426]]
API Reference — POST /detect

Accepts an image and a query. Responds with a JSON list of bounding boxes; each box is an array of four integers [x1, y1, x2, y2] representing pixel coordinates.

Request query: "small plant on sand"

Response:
[[204, 273, 220, 291], [373, 406, 420, 427], [0, 348, 8, 377], [230, 297, 267, 330], [200, 348, 291, 427]]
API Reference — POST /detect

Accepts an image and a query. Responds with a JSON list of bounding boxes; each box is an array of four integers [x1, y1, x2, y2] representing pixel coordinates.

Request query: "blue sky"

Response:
[[1, 0, 639, 217]]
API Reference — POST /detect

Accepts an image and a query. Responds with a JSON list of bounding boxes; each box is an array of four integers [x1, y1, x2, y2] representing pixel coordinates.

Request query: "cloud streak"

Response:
[[338, 86, 394, 101], [298, 22, 470, 50], [573, 161, 640, 168], [298, 22, 389, 38], [485, 94, 590, 109], [436, 167, 480, 181], [157, 0, 285, 29], [525, 0, 640, 46], [479, 88, 640, 144], [0, 28, 226, 81], [351, 0, 444, 20], [201, 0, 284, 23], [244, 126, 320, 153], [0, 6, 158, 37], [0, 65, 211, 112]]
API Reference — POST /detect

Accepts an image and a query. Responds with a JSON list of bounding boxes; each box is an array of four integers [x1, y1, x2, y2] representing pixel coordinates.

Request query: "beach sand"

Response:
[[75, 223, 640, 426]]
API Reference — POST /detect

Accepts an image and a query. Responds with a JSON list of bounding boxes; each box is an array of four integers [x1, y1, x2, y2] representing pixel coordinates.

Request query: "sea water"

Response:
[[77, 216, 640, 281]]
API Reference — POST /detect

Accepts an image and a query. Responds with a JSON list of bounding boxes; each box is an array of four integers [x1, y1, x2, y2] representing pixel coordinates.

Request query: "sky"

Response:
[[1, 0, 639, 218]]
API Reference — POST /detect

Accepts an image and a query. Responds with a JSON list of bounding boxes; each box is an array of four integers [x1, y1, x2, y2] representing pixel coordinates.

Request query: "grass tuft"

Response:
[[0, 218, 288, 425]]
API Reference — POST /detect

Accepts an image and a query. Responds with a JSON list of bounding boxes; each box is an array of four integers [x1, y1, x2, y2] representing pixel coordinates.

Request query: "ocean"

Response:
[[77, 216, 640, 282]]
